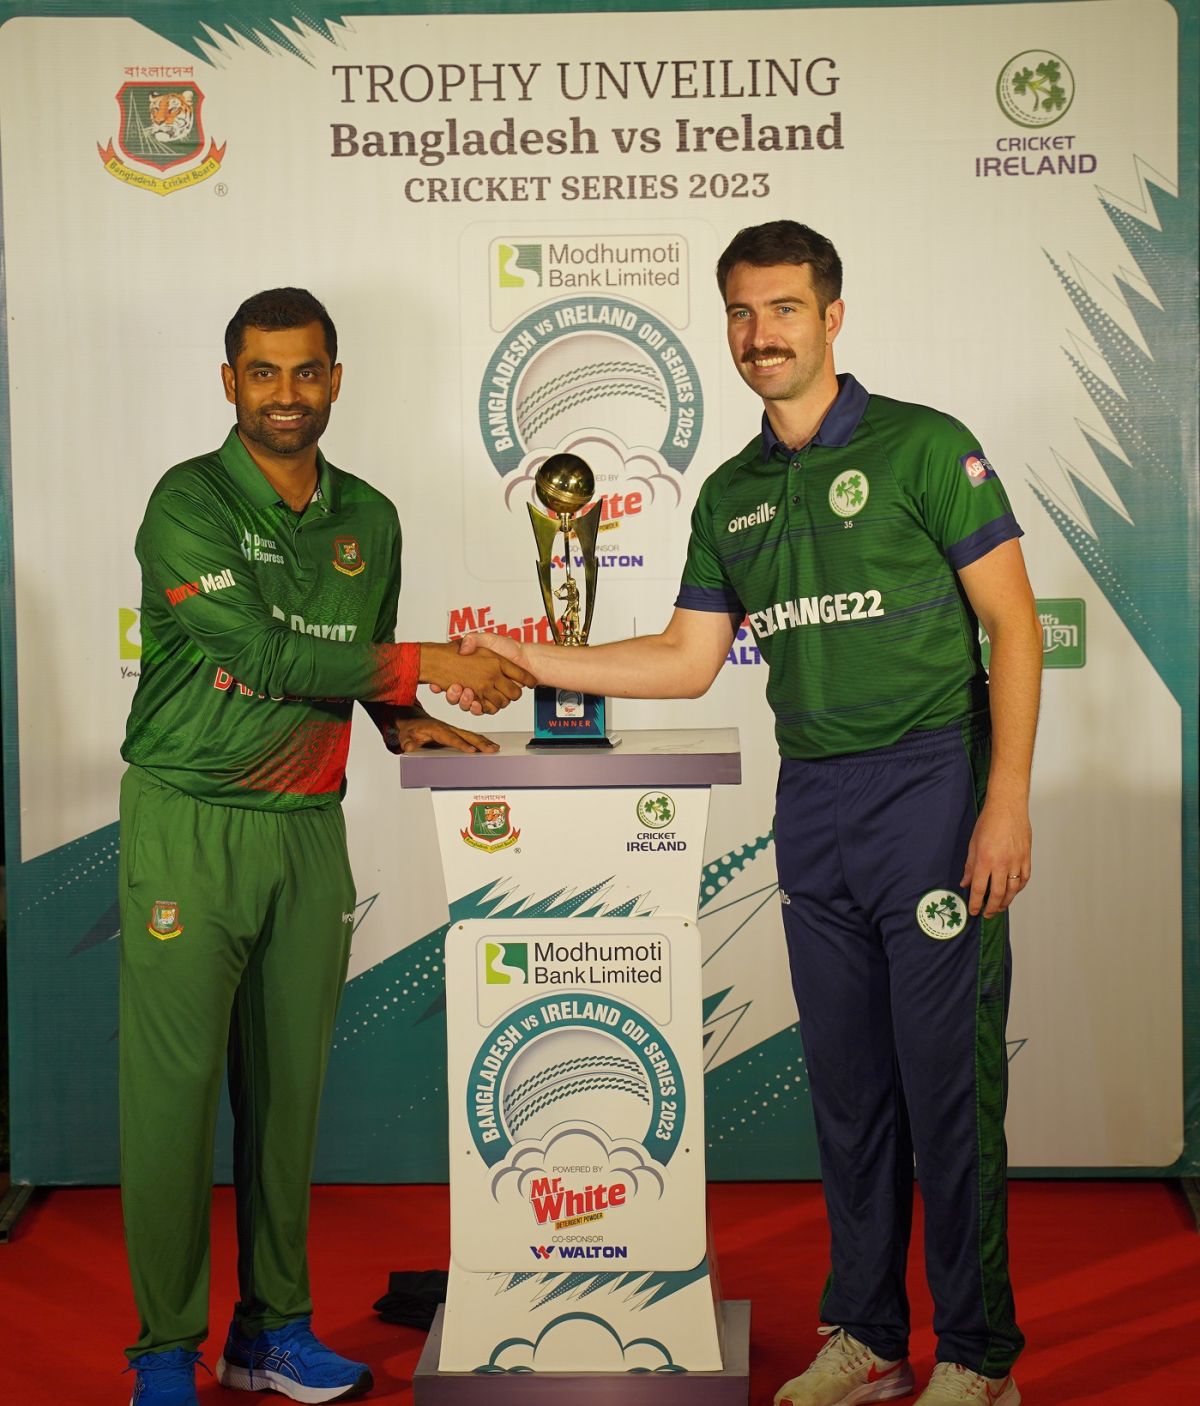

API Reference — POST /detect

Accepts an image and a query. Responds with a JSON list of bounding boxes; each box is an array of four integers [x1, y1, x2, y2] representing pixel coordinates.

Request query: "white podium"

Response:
[[399, 729, 748, 1403]]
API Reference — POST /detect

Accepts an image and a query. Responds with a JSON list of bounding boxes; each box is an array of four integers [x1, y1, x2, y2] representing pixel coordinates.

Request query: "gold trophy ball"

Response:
[[534, 453, 595, 518]]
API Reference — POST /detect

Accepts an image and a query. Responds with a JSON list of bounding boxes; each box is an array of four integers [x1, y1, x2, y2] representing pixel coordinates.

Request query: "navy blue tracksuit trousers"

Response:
[[775, 720, 1024, 1378]]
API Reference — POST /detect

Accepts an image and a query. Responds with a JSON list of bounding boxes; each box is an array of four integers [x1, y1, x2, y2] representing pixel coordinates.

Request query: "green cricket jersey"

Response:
[[123, 427, 418, 808], [677, 375, 1022, 759]]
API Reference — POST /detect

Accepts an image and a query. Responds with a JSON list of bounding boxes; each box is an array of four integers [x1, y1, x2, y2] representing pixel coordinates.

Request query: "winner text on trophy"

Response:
[[526, 452, 617, 748]]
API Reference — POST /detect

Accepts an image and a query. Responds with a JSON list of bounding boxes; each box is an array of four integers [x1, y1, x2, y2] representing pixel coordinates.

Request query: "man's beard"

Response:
[[236, 399, 331, 456]]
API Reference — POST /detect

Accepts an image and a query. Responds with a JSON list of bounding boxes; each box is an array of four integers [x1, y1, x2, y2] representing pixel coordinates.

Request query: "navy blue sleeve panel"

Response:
[[945, 514, 1024, 572], [675, 582, 746, 620]]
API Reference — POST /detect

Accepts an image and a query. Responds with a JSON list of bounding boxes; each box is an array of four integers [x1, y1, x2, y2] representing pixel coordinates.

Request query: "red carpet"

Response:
[[1, 1181, 1197, 1403]]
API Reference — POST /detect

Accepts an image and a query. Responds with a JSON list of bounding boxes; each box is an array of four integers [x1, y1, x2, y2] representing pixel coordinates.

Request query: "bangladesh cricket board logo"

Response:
[[462, 799, 521, 852], [148, 900, 183, 940], [98, 81, 226, 196], [332, 537, 366, 576]]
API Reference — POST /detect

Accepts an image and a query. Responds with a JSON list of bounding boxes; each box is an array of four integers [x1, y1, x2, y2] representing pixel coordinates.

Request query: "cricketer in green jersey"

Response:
[[119, 289, 533, 1406], [453, 223, 1042, 1406]]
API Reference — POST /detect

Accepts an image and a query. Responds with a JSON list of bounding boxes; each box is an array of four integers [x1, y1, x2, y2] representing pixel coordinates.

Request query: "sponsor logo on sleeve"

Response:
[[164, 568, 235, 605], [960, 452, 997, 485]]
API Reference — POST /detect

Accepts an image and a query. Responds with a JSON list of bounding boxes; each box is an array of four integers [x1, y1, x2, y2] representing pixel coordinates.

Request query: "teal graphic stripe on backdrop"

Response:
[[1030, 164, 1198, 1171]]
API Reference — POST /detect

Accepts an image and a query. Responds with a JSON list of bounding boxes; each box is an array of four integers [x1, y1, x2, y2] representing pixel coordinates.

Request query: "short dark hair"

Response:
[[224, 287, 338, 367], [716, 221, 843, 312]]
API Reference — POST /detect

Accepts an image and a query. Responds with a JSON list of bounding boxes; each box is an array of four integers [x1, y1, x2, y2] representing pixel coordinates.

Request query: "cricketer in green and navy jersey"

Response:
[[123, 427, 419, 808], [677, 374, 1021, 759]]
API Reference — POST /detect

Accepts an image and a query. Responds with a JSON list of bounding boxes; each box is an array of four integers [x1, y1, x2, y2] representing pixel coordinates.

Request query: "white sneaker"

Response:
[[774, 1326, 916, 1406], [915, 1362, 1020, 1405]]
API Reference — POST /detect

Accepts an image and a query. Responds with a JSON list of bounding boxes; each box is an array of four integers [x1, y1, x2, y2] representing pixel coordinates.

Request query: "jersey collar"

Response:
[[761, 372, 869, 459], [217, 425, 340, 513]]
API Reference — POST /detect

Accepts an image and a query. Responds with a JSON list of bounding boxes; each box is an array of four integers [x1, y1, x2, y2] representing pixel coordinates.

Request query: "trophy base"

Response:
[[528, 686, 617, 748]]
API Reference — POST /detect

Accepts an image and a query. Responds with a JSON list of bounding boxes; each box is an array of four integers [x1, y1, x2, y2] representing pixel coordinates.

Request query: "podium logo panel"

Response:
[[476, 933, 672, 1026]]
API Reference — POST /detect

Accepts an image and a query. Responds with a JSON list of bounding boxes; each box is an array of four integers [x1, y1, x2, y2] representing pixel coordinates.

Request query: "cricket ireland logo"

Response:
[[98, 81, 226, 196], [485, 942, 528, 985], [916, 890, 968, 940], [996, 52, 1075, 129], [636, 792, 675, 829], [148, 900, 183, 940], [462, 799, 520, 852], [829, 471, 869, 518]]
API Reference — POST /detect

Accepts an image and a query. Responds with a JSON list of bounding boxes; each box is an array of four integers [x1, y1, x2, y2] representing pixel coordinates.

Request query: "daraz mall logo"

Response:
[[485, 942, 528, 985]]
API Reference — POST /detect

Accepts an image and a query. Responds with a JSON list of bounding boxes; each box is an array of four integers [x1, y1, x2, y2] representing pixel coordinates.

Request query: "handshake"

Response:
[[421, 633, 534, 716]]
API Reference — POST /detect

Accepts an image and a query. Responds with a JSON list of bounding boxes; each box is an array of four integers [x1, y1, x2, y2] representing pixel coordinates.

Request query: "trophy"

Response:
[[526, 452, 617, 748]]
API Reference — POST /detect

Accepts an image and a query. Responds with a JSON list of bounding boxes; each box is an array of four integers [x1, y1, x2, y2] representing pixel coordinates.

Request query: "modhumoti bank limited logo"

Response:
[[485, 942, 529, 985], [996, 51, 1075, 128], [479, 237, 702, 567], [98, 74, 225, 195], [499, 242, 543, 287]]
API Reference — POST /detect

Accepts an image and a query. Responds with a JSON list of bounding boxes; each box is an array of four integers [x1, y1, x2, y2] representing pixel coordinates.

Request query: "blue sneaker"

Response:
[[125, 1348, 202, 1406], [215, 1316, 373, 1402]]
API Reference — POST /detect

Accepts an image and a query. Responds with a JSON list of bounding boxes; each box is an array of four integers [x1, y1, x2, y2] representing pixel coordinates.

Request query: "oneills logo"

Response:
[[98, 77, 225, 196]]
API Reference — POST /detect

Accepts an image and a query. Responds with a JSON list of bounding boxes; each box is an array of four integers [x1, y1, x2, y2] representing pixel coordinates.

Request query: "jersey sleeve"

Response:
[[907, 415, 1023, 571], [138, 486, 418, 704], [675, 483, 745, 618]]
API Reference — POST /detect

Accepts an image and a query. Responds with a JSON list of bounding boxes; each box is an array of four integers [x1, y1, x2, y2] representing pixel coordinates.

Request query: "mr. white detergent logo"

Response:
[[468, 995, 684, 1254]]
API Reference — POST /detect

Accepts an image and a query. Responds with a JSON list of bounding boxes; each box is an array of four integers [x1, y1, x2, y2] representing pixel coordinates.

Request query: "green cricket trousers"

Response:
[[118, 765, 357, 1357]]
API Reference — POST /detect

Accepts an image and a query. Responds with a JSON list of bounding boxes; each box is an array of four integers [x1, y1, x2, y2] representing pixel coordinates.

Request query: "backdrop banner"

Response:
[[1, 0, 1196, 1182]]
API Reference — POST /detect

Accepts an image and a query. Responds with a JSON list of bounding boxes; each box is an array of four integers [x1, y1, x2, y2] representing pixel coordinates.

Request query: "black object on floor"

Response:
[[373, 1270, 449, 1330]]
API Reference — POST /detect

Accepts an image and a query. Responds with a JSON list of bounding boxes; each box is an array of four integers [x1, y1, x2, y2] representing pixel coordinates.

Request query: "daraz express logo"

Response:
[[484, 942, 528, 985]]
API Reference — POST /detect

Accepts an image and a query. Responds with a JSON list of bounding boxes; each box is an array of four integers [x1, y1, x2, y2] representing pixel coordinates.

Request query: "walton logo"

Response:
[[528, 1244, 630, 1260], [499, 242, 543, 287], [485, 942, 528, 985], [996, 51, 1075, 128], [98, 78, 226, 195]]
